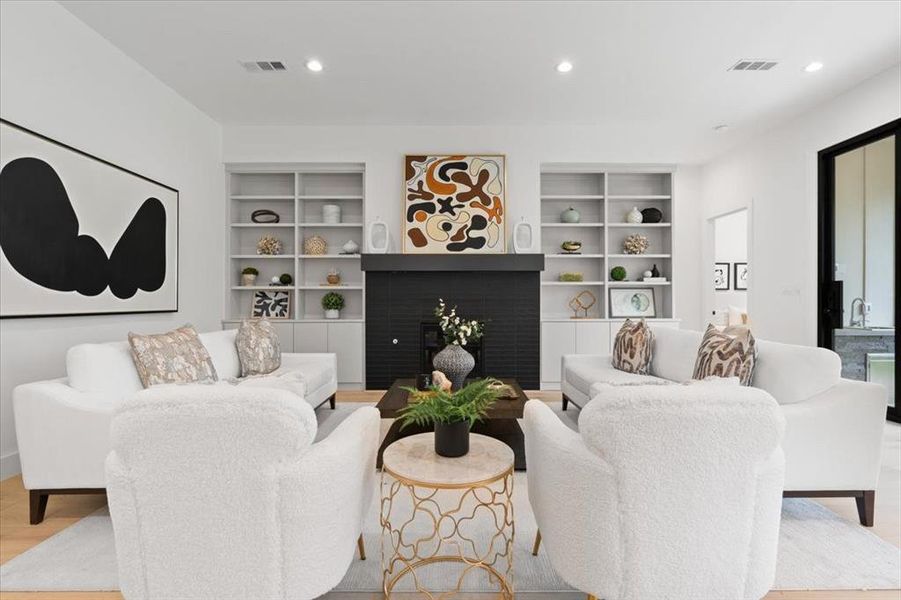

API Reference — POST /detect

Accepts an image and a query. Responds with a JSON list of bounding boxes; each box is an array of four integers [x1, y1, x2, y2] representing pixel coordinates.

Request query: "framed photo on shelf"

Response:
[[714, 262, 730, 291], [609, 287, 657, 319], [734, 262, 748, 290], [251, 290, 291, 319]]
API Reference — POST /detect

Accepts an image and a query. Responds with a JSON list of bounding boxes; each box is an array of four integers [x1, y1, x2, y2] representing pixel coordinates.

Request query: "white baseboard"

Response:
[[0, 451, 21, 481]]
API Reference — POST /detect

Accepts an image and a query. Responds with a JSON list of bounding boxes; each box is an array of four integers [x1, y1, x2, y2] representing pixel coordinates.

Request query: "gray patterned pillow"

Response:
[[611, 319, 654, 375], [128, 325, 218, 388], [236, 318, 281, 377], [692, 324, 757, 385]]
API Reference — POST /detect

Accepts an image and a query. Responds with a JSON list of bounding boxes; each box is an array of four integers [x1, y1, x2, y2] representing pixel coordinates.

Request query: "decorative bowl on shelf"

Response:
[[560, 241, 582, 254], [559, 272, 584, 282], [641, 207, 663, 223]]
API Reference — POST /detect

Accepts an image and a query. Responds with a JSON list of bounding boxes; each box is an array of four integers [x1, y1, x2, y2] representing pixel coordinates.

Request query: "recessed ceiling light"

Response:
[[713, 124, 729, 132], [306, 59, 323, 72], [804, 61, 823, 73], [556, 61, 573, 73]]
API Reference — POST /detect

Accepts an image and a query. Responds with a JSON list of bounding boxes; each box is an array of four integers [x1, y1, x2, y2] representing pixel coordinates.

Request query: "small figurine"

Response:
[[431, 370, 453, 392]]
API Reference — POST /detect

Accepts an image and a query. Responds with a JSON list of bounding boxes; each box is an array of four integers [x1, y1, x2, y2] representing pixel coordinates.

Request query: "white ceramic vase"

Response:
[[626, 206, 643, 223]]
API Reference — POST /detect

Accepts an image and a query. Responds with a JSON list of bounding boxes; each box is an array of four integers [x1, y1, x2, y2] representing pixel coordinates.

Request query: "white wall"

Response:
[[0, 1, 224, 478], [713, 209, 748, 313], [223, 125, 704, 329], [700, 66, 901, 345]]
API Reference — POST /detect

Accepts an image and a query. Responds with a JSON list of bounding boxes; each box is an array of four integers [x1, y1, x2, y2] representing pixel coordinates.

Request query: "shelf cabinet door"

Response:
[[541, 322, 576, 384], [294, 322, 328, 353], [575, 322, 610, 355], [328, 322, 364, 385]]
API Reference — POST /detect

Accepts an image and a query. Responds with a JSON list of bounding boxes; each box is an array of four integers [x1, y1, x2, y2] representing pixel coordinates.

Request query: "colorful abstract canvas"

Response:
[[403, 155, 506, 254]]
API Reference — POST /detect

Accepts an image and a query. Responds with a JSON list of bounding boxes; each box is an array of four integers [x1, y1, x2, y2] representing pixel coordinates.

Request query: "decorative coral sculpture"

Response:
[[257, 235, 283, 255], [623, 234, 650, 255]]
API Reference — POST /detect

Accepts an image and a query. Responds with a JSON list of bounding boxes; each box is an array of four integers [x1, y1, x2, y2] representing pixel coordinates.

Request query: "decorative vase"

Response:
[[432, 344, 475, 391], [342, 240, 360, 254], [369, 218, 389, 253], [434, 420, 470, 458], [327, 271, 341, 285], [322, 204, 341, 224], [651, 264, 660, 277], [325, 309, 340, 319], [241, 273, 257, 286], [641, 207, 663, 223], [513, 218, 533, 253], [626, 206, 643, 223], [560, 206, 581, 223]]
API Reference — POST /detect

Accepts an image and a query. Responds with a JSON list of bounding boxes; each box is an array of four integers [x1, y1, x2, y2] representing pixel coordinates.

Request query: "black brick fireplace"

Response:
[[362, 254, 544, 389]]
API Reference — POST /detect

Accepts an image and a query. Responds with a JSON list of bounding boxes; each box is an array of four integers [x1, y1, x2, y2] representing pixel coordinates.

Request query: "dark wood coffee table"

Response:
[[376, 378, 529, 470]]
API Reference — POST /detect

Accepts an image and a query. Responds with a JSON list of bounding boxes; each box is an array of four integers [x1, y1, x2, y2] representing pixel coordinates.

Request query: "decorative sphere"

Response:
[[271, 276, 280, 284], [643, 270, 653, 278], [610, 266, 627, 281]]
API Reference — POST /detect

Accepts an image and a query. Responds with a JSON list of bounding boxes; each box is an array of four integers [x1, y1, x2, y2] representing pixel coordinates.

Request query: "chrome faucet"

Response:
[[849, 297, 867, 328]]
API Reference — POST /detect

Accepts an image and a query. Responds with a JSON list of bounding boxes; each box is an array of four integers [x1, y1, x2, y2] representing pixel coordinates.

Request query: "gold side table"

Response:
[[379, 432, 515, 598]]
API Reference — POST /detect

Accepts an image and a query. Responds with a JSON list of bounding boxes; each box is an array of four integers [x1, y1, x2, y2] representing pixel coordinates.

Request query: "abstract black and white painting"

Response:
[[251, 290, 290, 319], [0, 120, 178, 317], [714, 262, 730, 291], [734, 262, 749, 290]]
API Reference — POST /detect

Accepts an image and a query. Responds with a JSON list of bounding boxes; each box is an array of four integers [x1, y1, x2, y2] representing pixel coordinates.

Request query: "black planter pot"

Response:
[[434, 420, 470, 457]]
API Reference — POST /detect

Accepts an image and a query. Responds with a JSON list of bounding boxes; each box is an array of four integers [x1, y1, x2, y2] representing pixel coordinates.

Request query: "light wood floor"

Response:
[[1, 391, 898, 600]]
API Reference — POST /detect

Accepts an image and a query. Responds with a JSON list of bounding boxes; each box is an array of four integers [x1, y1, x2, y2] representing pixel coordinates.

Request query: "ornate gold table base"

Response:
[[379, 468, 515, 599]]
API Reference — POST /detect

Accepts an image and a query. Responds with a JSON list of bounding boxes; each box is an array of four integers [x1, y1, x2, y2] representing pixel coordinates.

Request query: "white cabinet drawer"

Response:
[[541, 322, 575, 383], [293, 322, 328, 353], [328, 322, 363, 384]]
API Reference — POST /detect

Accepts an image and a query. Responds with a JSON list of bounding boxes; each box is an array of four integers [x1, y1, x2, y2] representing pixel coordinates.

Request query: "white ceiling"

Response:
[[61, 1, 900, 160]]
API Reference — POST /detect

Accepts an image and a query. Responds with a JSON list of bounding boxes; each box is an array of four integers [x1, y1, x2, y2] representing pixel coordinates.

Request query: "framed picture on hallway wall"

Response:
[[403, 154, 506, 254], [0, 119, 179, 318], [734, 262, 748, 290], [714, 262, 730, 291]]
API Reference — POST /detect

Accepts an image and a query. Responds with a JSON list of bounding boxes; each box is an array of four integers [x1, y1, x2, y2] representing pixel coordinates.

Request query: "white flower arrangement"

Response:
[[434, 299, 485, 346]]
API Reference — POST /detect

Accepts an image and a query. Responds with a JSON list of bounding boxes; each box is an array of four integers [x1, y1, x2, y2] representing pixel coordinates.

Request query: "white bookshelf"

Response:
[[223, 164, 366, 387], [539, 165, 679, 389]]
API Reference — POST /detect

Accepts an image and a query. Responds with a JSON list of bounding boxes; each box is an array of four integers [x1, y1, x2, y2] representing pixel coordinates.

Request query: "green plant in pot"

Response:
[[322, 291, 345, 319], [241, 267, 259, 286], [398, 378, 501, 457]]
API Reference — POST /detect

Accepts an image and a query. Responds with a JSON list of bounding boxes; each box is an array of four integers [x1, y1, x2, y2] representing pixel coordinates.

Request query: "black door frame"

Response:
[[817, 118, 899, 422]]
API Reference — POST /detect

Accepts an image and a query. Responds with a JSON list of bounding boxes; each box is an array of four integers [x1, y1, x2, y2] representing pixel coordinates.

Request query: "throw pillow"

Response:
[[692, 324, 757, 385], [611, 319, 654, 375], [128, 325, 218, 388], [235, 318, 281, 377]]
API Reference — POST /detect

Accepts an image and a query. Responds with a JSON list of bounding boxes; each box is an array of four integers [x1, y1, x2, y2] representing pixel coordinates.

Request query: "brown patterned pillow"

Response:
[[612, 319, 654, 375], [692, 324, 757, 385], [235, 318, 281, 377], [128, 325, 218, 388]]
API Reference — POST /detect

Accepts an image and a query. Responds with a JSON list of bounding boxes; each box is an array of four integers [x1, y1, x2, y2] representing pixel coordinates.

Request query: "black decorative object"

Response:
[[415, 373, 433, 391], [251, 209, 280, 224], [651, 264, 660, 277], [434, 420, 470, 457], [641, 207, 663, 223], [0, 119, 178, 318]]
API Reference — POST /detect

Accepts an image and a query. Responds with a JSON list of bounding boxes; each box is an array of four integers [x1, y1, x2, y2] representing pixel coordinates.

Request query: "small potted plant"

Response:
[[241, 267, 258, 286], [322, 291, 345, 319], [397, 378, 501, 457]]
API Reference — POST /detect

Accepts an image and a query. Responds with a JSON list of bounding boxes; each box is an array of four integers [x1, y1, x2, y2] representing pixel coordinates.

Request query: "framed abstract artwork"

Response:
[[714, 262, 730, 291], [0, 119, 178, 318], [403, 155, 506, 254], [734, 262, 748, 290], [251, 290, 291, 319], [609, 288, 657, 318]]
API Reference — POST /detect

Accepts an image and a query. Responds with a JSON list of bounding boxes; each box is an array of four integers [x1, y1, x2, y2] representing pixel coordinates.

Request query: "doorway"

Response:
[[818, 119, 899, 422], [706, 208, 750, 327]]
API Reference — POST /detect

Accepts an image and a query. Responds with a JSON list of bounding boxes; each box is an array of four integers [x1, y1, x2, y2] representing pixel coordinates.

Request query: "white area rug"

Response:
[[2, 403, 899, 592]]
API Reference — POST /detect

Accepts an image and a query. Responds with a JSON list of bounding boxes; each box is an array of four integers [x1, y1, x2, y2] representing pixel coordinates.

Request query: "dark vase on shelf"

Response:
[[651, 264, 660, 277], [434, 420, 470, 457]]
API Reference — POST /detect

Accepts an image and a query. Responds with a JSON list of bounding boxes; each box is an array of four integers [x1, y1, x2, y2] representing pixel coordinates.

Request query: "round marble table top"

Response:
[[382, 433, 514, 487]]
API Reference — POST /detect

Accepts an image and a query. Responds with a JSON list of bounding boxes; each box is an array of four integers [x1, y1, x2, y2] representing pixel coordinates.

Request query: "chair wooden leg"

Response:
[[29, 491, 49, 525], [856, 490, 875, 527], [531, 529, 542, 556], [357, 534, 366, 560], [562, 395, 569, 411], [329, 394, 336, 410]]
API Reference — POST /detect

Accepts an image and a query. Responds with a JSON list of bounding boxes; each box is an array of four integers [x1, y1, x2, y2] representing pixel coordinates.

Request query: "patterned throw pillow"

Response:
[[692, 324, 757, 385], [128, 325, 218, 388], [611, 319, 654, 375], [235, 318, 281, 377]]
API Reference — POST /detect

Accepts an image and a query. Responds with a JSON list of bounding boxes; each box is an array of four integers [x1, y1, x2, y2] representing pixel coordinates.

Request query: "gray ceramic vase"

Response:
[[433, 343, 475, 391]]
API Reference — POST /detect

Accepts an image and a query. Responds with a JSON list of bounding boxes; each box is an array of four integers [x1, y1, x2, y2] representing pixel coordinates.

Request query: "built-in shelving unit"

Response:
[[539, 164, 679, 389], [223, 164, 366, 388]]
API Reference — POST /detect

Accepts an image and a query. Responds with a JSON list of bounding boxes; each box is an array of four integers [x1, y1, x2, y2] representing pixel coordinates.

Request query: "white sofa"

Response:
[[524, 386, 785, 600], [106, 386, 379, 600], [561, 325, 887, 526], [13, 329, 338, 524]]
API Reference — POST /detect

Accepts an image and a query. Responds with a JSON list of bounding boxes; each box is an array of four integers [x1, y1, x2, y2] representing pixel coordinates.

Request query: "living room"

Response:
[[0, 1, 898, 599]]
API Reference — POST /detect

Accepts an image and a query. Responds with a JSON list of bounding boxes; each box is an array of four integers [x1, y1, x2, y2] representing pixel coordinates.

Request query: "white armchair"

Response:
[[105, 386, 379, 600], [524, 385, 786, 600]]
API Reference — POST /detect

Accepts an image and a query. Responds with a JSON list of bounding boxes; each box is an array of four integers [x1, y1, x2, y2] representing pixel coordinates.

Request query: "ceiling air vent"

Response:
[[728, 59, 778, 72], [240, 61, 288, 73]]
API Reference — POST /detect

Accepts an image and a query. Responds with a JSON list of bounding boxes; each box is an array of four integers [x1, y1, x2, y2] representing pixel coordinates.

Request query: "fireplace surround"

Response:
[[362, 254, 544, 389]]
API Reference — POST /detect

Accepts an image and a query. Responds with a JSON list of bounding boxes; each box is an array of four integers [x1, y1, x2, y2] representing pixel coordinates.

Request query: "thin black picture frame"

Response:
[[734, 262, 748, 290], [714, 262, 730, 291], [0, 118, 179, 319]]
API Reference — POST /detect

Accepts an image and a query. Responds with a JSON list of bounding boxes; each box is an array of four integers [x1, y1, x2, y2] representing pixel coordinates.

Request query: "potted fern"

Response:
[[397, 378, 501, 457]]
